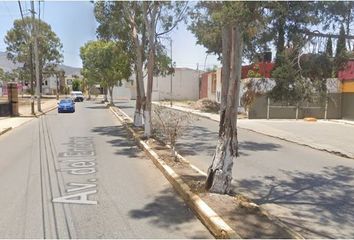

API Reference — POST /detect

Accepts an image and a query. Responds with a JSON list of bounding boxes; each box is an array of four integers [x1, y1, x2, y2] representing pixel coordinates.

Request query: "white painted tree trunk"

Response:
[[206, 25, 243, 194], [108, 87, 114, 105], [134, 80, 144, 127], [143, 110, 151, 137], [143, 3, 158, 138], [127, 10, 146, 128], [134, 110, 143, 127]]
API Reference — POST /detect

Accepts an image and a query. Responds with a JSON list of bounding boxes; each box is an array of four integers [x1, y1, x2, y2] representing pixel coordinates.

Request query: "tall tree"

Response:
[[320, 1, 354, 51], [95, 1, 183, 132], [5, 17, 63, 92], [191, 2, 264, 193], [334, 25, 348, 76], [140, 1, 188, 138], [80, 40, 132, 105]]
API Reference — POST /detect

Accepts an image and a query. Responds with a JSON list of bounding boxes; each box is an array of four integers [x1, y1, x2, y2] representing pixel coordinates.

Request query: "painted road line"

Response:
[[53, 137, 98, 205]]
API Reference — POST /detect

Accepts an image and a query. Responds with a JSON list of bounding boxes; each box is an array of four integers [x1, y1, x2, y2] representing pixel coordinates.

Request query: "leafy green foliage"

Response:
[[189, 2, 266, 60], [4, 17, 63, 80], [270, 51, 332, 105], [326, 37, 333, 58], [72, 79, 81, 91], [80, 40, 132, 90], [0, 68, 18, 82], [334, 25, 349, 75]]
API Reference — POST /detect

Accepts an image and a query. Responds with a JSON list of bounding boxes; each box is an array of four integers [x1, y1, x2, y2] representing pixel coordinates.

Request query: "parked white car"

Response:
[[71, 91, 84, 102]]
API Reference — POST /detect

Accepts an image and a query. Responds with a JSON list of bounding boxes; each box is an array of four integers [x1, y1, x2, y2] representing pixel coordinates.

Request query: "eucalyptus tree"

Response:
[[95, 1, 187, 136], [141, 1, 188, 137], [191, 2, 264, 194]]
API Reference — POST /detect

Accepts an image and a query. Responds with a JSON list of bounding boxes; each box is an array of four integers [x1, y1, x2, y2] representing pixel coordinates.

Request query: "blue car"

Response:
[[58, 99, 75, 113]]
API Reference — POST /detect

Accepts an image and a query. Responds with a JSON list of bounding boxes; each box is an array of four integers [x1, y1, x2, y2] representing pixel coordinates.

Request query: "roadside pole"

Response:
[[18, 1, 35, 115], [31, 1, 41, 112], [170, 38, 173, 107], [56, 75, 59, 100], [267, 97, 270, 120]]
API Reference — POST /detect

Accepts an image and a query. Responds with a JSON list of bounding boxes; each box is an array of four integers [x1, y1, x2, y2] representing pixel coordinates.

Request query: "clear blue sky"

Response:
[[0, 1, 220, 69]]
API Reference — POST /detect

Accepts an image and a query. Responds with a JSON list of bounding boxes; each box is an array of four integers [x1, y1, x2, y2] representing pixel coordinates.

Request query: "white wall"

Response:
[[42, 76, 58, 94], [149, 68, 200, 101], [110, 80, 134, 100]]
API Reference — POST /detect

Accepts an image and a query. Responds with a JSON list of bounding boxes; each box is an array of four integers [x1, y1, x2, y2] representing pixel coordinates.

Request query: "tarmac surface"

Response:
[[0, 101, 212, 238], [116, 99, 354, 239]]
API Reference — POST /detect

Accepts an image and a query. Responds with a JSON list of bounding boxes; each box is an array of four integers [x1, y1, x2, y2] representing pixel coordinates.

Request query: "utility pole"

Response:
[[31, 0, 41, 112], [56, 74, 59, 100], [170, 38, 173, 107], [18, 1, 35, 115]]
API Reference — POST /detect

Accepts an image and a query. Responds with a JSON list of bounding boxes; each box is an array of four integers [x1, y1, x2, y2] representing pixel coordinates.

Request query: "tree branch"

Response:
[[156, 2, 188, 37]]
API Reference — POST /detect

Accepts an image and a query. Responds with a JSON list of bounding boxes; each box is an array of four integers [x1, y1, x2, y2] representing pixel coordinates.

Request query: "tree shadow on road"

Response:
[[114, 100, 134, 109], [176, 124, 281, 158], [233, 165, 354, 238], [91, 125, 140, 158], [128, 188, 211, 238]]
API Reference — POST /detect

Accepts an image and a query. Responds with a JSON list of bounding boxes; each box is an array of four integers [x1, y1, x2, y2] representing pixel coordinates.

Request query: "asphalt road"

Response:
[[116, 99, 354, 239], [0, 101, 212, 238]]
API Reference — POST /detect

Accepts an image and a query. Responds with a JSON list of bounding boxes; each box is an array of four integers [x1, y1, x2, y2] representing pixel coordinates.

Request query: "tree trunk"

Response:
[[206, 25, 243, 194], [144, 44, 155, 138], [143, 3, 158, 138], [29, 44, 35, 115], [103, 87, 108, 102], [128, 11, 146, 127], [219, 25, 231, 137], [346, 11, 351, 51], [108, 86, 114, 105], [134, 78, 143, 127]]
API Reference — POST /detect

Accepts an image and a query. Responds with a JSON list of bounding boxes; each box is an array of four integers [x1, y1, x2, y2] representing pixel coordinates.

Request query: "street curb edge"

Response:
[[109, 106, 240, 239], [155, 103, 353, 160]]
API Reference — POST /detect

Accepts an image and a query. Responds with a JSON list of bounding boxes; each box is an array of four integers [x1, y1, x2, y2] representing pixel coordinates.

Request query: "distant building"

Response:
[[338, 58, 354, 120], [147, 67, 200, 101], [199, 63, 276, 107], [339, 58, 354, 93]]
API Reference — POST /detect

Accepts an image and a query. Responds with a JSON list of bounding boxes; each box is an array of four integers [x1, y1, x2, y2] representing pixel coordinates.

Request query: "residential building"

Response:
[[338, 58, 354, 120], [339, 59, 354, 93], [146, 67, 201, 101]]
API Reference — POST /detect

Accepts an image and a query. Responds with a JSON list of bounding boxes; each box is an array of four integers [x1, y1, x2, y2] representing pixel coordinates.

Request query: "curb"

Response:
[[109, 106, 240, 239], [0, 127, 12, 136], [155, 103, 353, 160], [34, 104, 58, 118], [0, 104, 57, 137], [112, 104, 304, 240]]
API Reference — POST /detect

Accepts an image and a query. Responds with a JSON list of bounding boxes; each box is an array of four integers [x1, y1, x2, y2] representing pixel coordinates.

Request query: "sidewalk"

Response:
[[155, 101, 354, 159], [0, 98, 58, 136]]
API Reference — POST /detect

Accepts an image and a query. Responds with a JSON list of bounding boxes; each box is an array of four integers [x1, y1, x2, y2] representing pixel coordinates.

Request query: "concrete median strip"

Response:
[[109, 106, 240, 239]]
